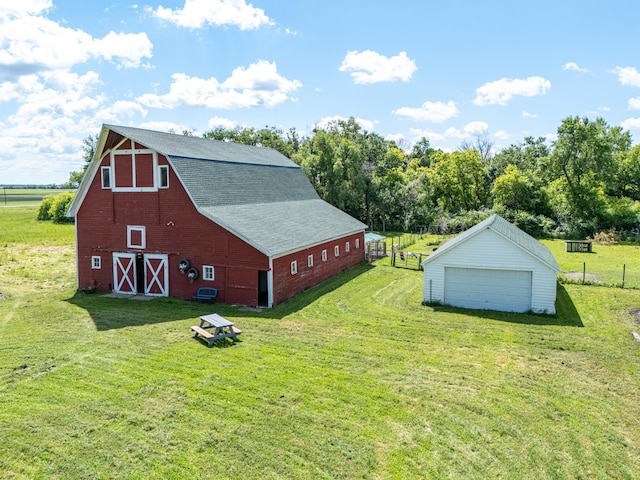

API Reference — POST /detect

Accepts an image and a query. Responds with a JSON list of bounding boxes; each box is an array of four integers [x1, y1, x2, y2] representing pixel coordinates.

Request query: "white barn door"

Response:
[[144, 254, 168, 296], [113, 253, 137, 294], [444, 267, 532, 312]]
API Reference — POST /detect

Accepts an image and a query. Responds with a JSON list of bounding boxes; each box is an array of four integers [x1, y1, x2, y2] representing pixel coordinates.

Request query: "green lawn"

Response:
[[1, 208, 640, 479]]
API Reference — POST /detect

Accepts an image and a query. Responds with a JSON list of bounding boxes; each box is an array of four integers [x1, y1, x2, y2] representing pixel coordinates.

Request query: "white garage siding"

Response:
[[423, 220, 559, 314], [444, 267, 532, 312]]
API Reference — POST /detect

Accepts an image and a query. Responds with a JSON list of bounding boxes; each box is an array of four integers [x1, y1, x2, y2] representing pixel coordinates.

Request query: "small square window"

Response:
[[101, 167, 111, 189], [202, 265, 215, 281], [291, 260, 298, 275], [91, 256, 101, 269], [127, 226, 146, 249], [322, 249, 327, 262], [159, 165, 169, 188], [346, 242, 350, 253], [308, 254, 314, 267], [334, 245, 340, 257]]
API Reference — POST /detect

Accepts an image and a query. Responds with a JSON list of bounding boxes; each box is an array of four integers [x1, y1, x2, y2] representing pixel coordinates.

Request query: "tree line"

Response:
[[72, 116, 640, 238]]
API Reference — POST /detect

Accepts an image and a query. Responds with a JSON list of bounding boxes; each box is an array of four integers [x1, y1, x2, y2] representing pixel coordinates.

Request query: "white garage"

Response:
[[422, 214, 560, 314]]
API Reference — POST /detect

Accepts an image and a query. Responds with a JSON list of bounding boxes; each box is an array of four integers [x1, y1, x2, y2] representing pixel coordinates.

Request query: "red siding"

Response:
[[75, 144, 364, 307]]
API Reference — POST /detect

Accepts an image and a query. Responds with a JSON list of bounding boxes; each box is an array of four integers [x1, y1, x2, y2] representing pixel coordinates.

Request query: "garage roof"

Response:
[[422, 214, 560, 272]]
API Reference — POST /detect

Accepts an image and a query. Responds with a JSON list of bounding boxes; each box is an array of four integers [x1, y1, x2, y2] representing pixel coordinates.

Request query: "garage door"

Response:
[[444, 267, 532, 312]]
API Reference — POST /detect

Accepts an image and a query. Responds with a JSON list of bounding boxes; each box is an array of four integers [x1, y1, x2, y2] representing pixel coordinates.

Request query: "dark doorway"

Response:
[[136, 253, 145, 294], [258, 271, 268, 307]]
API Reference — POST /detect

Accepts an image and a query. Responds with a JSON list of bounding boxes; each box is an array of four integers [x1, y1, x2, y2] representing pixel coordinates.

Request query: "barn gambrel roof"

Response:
[[68, 124, 366, 259], [422, 214, 560, 272]]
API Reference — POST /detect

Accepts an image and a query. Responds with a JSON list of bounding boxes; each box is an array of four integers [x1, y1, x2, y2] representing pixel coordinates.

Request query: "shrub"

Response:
[[588, 230, 620, 245], [36, 195, 55, 221], [36, 191, 75, 224]]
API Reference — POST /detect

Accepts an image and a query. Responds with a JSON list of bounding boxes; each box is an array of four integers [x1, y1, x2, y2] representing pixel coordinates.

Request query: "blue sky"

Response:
[[2, 0, 640, 184]]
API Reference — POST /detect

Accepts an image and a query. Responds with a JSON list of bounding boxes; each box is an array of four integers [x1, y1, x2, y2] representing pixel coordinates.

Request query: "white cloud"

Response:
[[612, 66, 640, 87], [562, 62, 588, 73], [494, 130, 510, 140], [137, 61, 301, 109], [339, 50, 417, 84], [473, 76, 551, 106], [393, 101, 458, 123], [0, 0, 51, 19], [522, 111, 537, 118], [0, 8, 153, 76], [317, 115, 376, 132], [620, 117, 640, 130], [628, 97, 640, 110], [208, 116, 238, 129], [464, 121, 489, 136], [150, 0, 272, 30]]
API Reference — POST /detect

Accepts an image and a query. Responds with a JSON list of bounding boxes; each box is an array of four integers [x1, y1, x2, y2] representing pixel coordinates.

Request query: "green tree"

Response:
[[68, 134, 98, 187]]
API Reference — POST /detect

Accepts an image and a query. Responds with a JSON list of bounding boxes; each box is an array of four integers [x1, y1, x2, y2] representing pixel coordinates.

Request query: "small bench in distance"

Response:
[[192, 287, 218, 302]]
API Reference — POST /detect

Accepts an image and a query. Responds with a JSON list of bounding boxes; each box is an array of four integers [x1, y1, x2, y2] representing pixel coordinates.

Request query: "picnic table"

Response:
[[191, 313, 242, 347]]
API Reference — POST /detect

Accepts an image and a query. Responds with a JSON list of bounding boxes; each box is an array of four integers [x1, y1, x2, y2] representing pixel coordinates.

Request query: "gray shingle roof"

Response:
[[86, 124, 366, 258], [423, 214, 560, 271]]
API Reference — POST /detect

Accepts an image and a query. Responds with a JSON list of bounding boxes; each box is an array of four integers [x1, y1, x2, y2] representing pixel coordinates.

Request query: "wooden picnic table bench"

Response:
[[191, 313, 241, 347]]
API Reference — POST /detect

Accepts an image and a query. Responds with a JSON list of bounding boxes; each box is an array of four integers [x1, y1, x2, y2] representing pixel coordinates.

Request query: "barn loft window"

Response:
[[334, 246, 340, 257], [308, 254, 314, 268], [159, 165, 169, 188], [291, 261, 298, 275], [127, 226, 146, 249], [346, 242, 350, 253], [101, 167, 111, 189], [111, 147, 159, 192], [91, 256, 101, 269], [203, 265, 215, 281], [322, 249, 327, 262]]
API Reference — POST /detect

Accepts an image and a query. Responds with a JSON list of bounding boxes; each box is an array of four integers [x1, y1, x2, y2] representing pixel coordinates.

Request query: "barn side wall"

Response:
[[272, 233, 365, 306], [422, 229, 557, 314]]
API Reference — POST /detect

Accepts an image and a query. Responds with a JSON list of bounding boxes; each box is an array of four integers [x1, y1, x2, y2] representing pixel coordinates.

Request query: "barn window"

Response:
[[308, 254, 314, 267], [101, 167, 111, 189], [322, 249, 327, 262], [203, 265, 215, 281], [334, 245, 340, 257], [127, 226, 146, 249], [91, 256, 101, 269], [159, 165, 169, 188], [355, 238, 360, 249], [346, 241, 350, 253], [291, 261, 298, 275], [111, 149, 158, 192]]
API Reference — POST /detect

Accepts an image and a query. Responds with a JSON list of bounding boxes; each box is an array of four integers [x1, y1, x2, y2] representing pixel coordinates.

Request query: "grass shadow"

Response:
[[429, 283, 583, 327], [66, 262, 375, 330]]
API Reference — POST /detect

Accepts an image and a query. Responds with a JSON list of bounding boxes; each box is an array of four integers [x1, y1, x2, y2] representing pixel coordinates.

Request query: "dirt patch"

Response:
[[0, 293, 5, 301], [563, 272, 603, 282], [628, 308, 640, 325]]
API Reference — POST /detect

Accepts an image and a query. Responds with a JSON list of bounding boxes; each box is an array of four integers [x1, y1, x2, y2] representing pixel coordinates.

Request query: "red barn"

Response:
[[67, 124, 366, 307]]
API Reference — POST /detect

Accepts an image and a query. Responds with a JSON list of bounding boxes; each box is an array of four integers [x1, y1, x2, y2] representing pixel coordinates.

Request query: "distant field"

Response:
[[0, 188, 75, 207]]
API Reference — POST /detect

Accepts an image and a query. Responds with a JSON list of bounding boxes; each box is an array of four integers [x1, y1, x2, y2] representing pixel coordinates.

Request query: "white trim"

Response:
[[334, 245, 340, 257], [127, 225, 146, 249], [144, 254, 169, 296], [355, 238, 360, 249], [268, 258, 274, 308], [113, 253, 136, 294], [291, 260, 298, 275], [202, 265, 215, 281], [91, 256, 101, 269], [111, 148, 159, 192], [307, 254, 314, 267], [346, 241, 350, 253], [101, 166, 111, 189], [322, 249, 327, 262], [159, 165, 169, 188]]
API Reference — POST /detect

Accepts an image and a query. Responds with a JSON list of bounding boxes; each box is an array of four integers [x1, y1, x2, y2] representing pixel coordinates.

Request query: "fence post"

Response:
[[622, 264, 626, 288], [582, 262, 586, 284]]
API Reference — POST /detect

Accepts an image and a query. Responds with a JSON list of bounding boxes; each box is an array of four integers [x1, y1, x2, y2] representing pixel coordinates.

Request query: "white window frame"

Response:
[[159, 165, 169, 188], [91, 256, 101, 269], [111, 148, 159, 192], [101, 166, 111, 189], [346, 241, 350, 253], [355, 238, 360, 249], [202, 265, 215, 281], [308, 254, 314, 268], [127, 225, 146, 249], [291, 260, 298, 275], [322, 249, 327, 262], [334, 245, 340, 257]]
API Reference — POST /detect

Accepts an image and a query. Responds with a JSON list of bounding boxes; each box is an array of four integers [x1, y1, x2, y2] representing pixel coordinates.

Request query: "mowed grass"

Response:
[[1, 208, 640, 479]]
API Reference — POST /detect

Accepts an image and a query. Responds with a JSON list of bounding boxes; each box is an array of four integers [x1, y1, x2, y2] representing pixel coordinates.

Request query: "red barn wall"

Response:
[[272, 232, 364, 306]]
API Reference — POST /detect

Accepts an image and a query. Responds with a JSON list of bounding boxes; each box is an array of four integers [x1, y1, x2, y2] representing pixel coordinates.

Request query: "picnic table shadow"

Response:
[[429, 284, 583, 327], [66, 262, 374, 331]]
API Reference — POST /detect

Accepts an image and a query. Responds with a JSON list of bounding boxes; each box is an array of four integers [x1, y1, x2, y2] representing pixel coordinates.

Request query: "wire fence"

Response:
[[559, 261, 640, 289]]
